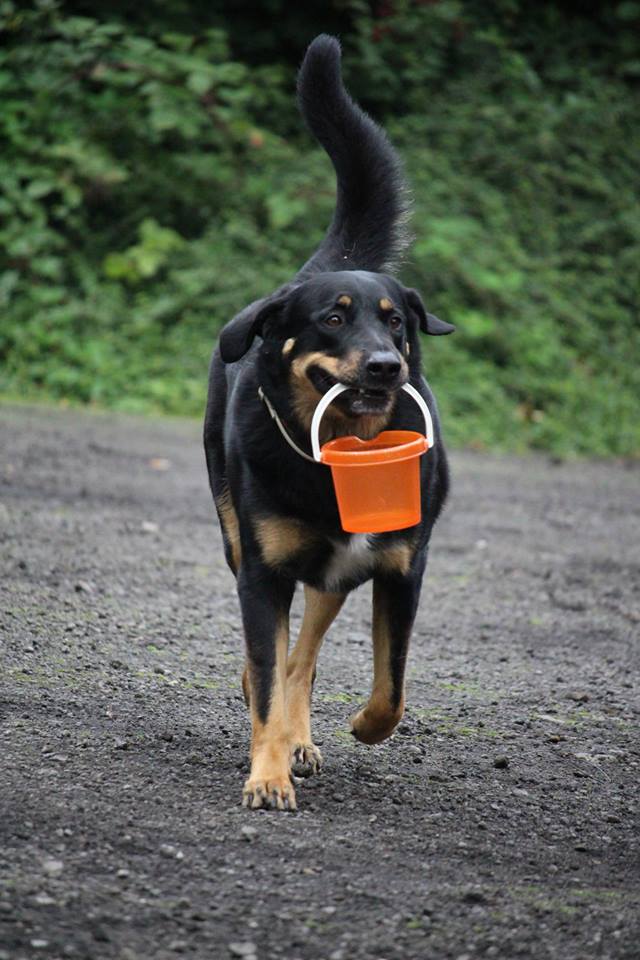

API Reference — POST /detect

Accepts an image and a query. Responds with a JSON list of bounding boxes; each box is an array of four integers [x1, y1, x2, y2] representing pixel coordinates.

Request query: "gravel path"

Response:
[[1, 404, 639, 960]]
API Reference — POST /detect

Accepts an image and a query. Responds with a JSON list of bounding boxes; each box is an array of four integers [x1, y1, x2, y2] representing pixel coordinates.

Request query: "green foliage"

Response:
[[1, 0, 638, 455], [103, 220, 185, 283]]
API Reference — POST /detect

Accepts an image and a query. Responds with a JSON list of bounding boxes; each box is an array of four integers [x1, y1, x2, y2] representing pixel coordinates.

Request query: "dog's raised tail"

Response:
[[296, 34, 410, 278]]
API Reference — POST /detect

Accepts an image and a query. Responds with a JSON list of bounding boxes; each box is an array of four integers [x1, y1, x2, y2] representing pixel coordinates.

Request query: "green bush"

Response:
[[1, 1, 638, 455]]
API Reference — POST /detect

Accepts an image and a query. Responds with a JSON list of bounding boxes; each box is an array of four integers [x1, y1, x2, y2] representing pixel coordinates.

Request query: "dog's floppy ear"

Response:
[[404, 287, 455, 336], [218, 290, 290, 363]]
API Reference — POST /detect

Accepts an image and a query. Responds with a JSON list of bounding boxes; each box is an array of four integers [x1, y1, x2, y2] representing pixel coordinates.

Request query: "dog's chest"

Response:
[[320, 534, 376, 590]]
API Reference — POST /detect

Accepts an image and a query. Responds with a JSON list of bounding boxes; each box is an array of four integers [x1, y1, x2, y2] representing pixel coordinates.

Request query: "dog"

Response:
[[204, 35, 454, 811]]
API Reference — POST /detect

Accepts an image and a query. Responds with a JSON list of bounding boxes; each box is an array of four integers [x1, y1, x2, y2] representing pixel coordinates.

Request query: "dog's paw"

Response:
[[242, 776, 297, 811], [350, 705, 402, 745], [291, 742, 323, 778]]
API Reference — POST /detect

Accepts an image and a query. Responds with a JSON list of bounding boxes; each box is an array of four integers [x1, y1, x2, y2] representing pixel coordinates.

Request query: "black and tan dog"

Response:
[[204, 35, 454, 810]]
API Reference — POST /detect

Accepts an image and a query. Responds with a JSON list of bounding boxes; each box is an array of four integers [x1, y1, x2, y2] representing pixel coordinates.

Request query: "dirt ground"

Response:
[[1, 403, 638, 960]]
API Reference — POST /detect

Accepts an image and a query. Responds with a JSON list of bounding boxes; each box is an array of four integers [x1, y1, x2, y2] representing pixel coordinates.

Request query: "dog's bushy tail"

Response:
[[296, 34, 410, 278]]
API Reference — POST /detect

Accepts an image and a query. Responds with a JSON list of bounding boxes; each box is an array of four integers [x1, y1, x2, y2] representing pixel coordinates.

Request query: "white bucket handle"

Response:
[[310, 382, 434, 462]]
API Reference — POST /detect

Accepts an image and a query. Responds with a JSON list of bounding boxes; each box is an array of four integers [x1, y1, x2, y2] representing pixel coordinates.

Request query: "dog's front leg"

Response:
[[351, 555, 426, 745], [287, 585, 346, 777], [238, 561, 296, 810]]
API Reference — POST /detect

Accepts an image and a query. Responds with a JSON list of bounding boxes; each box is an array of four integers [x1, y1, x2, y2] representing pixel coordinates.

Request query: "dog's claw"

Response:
[[242, 777, 296, 812]]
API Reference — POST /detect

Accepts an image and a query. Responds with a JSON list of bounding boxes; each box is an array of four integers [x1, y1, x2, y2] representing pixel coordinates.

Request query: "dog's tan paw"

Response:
[[242, 776, 297, 811], [350, 705, 402, 745], [291, 742, 323, 778]]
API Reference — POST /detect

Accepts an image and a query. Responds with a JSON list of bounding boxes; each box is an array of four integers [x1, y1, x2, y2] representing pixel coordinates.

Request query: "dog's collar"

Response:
[[257, 387, 317, 464]]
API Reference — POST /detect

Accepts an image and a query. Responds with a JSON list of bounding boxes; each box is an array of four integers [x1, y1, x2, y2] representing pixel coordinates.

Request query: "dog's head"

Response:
[[219, 271, 453, 437]]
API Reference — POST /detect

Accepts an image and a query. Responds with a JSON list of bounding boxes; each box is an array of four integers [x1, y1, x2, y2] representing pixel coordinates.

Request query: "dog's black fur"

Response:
[[204, 35, 454, 811]]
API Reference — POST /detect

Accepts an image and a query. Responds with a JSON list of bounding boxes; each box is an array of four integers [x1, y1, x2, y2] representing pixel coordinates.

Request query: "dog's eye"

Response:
[[389, 316, 403, 331], [325, 314, 344, 328]]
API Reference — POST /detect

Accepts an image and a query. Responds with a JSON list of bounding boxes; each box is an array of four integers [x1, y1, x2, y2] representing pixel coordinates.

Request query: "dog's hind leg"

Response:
[[287, 586, 345, 777], [350, 556, 426, 745], [239, 561, 296, 811]]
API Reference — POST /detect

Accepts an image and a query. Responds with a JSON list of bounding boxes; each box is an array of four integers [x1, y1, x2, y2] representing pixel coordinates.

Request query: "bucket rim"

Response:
[[311, 382, 434, 462], [320, 430, 428, 466]]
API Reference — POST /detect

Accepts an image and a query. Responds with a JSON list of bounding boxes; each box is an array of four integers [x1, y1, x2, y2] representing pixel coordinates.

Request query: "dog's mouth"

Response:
[[307, 365, 395, 418]]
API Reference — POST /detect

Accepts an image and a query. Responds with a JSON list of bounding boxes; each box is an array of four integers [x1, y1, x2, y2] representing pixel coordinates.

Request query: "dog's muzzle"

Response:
[[307, 351, 406, 418]]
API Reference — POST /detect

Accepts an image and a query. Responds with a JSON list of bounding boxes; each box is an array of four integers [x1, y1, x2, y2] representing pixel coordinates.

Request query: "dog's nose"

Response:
[[365, 351, 402, 383]]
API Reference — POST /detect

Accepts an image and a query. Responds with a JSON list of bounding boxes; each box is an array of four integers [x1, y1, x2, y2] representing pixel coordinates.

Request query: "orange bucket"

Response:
[[311, 383, 433, 534]]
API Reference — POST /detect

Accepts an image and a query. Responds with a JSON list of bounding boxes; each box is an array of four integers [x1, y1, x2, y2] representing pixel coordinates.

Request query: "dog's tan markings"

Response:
[[241, 664, 251, 706], [290, 350, 341, 434], [399, 357, 409, 380], [282, 337, 296, 356], [344, 414, 393, 441], [292, 386, 392, 442], [379, 297, 394, 311], [290, 376, 324, 435], [290, 349, 402, 439], [405, 342, 410, 357], [215, 488, 241, 573], [291, 350, 343, 382], [254, 515, 315, 568], [290, 349, 379, 436], [350, 581, 404, 744], [291, 349, 364, 384], [287, 586, 346, 776], [376, 541, 415, 577], [243, 616, 296, 810], [336, 352, 362, 382], [337, 294, 352, 307]]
